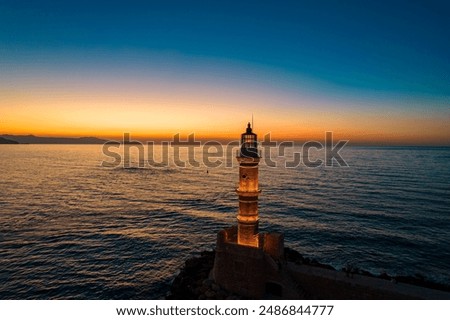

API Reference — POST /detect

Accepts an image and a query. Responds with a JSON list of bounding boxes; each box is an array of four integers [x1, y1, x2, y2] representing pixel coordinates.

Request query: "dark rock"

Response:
[[286, 247, 335, 270], [166, 251, 216, 299], [167, 248, 450, 299], [379, 272, 391, 280], [204, 290, 215, 299], [211, 283, 220, 291], [185, 257, 201, 269], [394, 275, 450, 292], [202, 279, 213, 287]]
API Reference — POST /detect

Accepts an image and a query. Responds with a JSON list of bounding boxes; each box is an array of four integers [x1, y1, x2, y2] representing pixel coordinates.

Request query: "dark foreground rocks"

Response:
[[166, 251, 242, 299], [284, 247, 450, 293], [166, 248, 450, 299]]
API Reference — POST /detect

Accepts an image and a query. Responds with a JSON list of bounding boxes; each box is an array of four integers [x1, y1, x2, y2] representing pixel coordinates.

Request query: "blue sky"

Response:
[[1, 0, 448, 92]]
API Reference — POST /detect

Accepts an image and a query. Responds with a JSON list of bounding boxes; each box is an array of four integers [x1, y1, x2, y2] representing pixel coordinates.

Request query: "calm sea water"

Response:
[[0, 144, 449, 299]]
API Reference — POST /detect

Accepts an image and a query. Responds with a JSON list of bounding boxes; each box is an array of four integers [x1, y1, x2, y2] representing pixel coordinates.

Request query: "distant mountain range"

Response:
[[0, 137, 19, 144], [0, 135, 107, 144]]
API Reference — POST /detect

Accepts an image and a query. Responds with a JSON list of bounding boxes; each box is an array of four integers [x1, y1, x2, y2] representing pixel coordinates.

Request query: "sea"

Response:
[[0, 144, 449, 299]]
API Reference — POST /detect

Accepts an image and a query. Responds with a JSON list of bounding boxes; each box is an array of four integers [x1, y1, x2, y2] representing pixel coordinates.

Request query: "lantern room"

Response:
[[240, 122, 259, 158]]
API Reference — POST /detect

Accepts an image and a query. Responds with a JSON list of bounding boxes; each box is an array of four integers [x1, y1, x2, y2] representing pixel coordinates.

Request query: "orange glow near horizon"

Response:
[[1, 76, 449, 146]]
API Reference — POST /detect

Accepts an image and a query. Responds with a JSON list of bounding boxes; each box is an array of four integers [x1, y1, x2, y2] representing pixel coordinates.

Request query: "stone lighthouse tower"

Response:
[[212, 122, 296, 299], [236, 122, 261, 247]]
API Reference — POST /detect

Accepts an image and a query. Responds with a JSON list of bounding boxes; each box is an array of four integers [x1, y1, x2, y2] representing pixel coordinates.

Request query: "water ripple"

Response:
[[0, 145, 449, 298]]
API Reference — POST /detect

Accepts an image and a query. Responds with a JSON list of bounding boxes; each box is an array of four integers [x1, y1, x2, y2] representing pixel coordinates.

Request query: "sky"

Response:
[[0, 0, 449, 145]]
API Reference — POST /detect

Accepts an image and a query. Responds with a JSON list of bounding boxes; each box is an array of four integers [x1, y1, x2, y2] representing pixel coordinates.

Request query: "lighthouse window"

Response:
[[244, 135, 254, 143]]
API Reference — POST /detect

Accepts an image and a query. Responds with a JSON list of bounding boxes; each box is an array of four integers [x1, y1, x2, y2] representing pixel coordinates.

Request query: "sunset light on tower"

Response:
[[236, 123, 261, 247]]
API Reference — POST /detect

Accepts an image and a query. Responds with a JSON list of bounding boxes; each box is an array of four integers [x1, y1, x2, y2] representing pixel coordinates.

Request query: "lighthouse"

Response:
[[212, 122, 294, 298], [236, 122, 261, 247]]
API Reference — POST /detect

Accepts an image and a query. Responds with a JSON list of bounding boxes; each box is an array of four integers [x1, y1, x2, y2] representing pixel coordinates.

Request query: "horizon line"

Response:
[[2, 133, 449, 147]]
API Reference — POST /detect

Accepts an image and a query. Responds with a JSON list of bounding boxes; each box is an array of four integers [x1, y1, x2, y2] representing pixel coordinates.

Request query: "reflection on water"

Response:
[[0, 145, 449, 299]]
